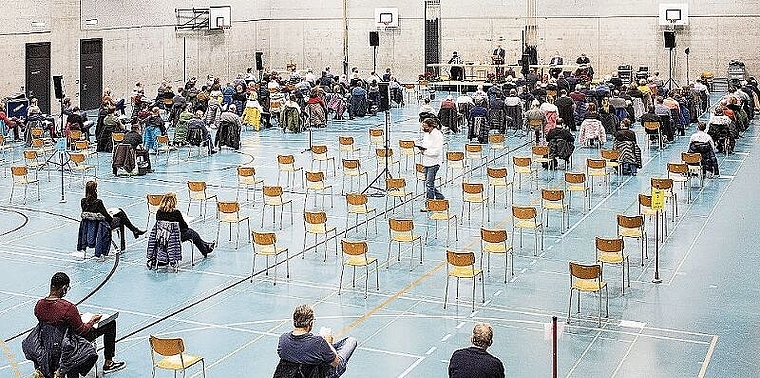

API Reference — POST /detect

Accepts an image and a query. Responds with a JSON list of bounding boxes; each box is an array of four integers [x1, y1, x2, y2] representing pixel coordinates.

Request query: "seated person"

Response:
[[122, 123, 154, 172], [0, 102, 20, 141], [34, 272, 126, 375], [142, 107, 166, 152], [81, 180, 145, 249], [277, 304, 357, 378], [187, 110, 217, 155], [640, 106, 663, 141], [707, 107, 736, 154], [689, 121, 720, 176], [578, 103, 606, 147], [613, 119, 642, 175], [546, 118, 575, 169], [449, 323, 504, 378], [155, 192, 215, 257]]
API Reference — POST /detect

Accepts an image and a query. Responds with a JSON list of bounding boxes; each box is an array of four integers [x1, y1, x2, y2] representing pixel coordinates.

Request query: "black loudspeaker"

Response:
[[255, 51, 264, 71], [369, 31, 379, 47], [664, 31, 676, 49], [377, 82, 390, 111], [53, 75, 64, 99]]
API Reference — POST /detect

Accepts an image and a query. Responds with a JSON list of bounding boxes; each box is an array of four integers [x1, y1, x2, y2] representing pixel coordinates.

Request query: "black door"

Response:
[[25, 42, 51, 114], [80, 38, 103, 111]]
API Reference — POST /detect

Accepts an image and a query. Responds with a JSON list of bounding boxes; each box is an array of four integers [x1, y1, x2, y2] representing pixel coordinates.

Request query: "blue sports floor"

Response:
[[1, 92, 758, 377]]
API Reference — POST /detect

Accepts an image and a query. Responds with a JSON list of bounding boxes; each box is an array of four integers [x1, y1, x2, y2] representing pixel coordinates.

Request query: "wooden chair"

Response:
[[305, 171, 334, 209], [385, 178, 413, 214], [511, 205, 544, 256], [216, 201, 251, 249], [600, 149, 622, 178], [262, 185, 294, 229], [595, 237, 630, 294], [310, 145, 336, 175], [617, 214, 648, 266], [375, 148, 401, 176], [415, 163, 442, 193], [251, 231, 289, 285], [488, 134, 507, 161], [443, 250, 485, 312], [9, 166, 40, 204], [146, 194, 165, 228], [338, 136, 359, 161], [69, 152, 95, 185], [236, 166, 264, 203], [341, 159, 368, 194], [277, 154, 305, 188], [638, 193, 667, 241], [155, 134, 174, 164], [567, 262, 608, 327], [149, 335, 206, 378], [486, 167, 513, 208], [339, 240, 379, 299], [23, 149, 50, 181], [387, 218, 424, 271], [512, 156, 537, 189], [346, 193, 378, 238], [398, 140, 417, 170], [667, 163, 691, 203], [445, 151, 466, 185], [586, 158, 610, 193], [651, 177, 677, 221], [425, 199, 458, 243], [465, 144, 486, 176], [461, 183, 490, 225], [541, 189, 568, 231], [186, 181, 217, 217], [111, 132, 125, 153], [681, 152, 704, 188], [564, 172, 590, 212], [531, 145, 551, 174], [303, 211, 339, 262], [369, 128, 384, 150], [643, 121, 663, 150], [480, 228, 514, 283]]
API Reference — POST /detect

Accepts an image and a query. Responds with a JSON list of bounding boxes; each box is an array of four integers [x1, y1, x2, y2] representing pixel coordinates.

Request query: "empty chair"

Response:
[[600, 149, 621, 177], [338, 136, 359, 161], [486, 167, 513, 208], [567, 262, 608, 327], [445, 151, 466, 185], [251, 231, 290, 285], [387, 218, 424, 270], [310, 144, 336, 175], [617, 214, 648, 266], [651, 177, 677, 220], [541, 189, 568, 231], [512, 156, 537, 189], [564, 172, 590, 212], [681, 152, 704, 188], [511, 205, 544, 256], [155, 135, 173, 164], [69, 152, 96, 185], [667, 163, 691, 203], [149, 335, 206, 378], [277, 154, 305, 188], [385, 178, 413, 214], [341, 159, 368, 194], [586, 158, 610, 193], [303, 211, 339, 262], [262, 185, 294, 229], [531, 145, 551, 173], [236, 166, 264, 202], [638, 193, 667, 240], [111, 132, 125, 152], [339, 240, 379, 299], [398, 140, 417, 170], [488, 134, 507, 161], [187, 181, 217, 217], [595, 237, 630, 294], [368, 128, 384, 150], [9, 166, 40, 204], [464, 144, 486, 175], [23, 149, 50, 181], [461, 182, 490, 224], [443, 250, 485, 312], [375, 148, 401, 175], [346, 193, 378, 238], [424, 199, 458, 243], [480, 228, 514, 283], [305, 171, 334, 209], [216, 201, 251, 249]]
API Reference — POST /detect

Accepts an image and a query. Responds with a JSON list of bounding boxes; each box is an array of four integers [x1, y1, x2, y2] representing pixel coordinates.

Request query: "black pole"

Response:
[[653, 210, 662, 283], [373, 46, 377, 74], [685, 50, 690, 84], [668, 48, 674, 91], [552, 316, 558, 378]]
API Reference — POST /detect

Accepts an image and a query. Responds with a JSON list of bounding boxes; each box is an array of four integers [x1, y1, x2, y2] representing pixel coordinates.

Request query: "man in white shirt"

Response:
[[419, 117, 445, 208], [689, 121, 716, 153]]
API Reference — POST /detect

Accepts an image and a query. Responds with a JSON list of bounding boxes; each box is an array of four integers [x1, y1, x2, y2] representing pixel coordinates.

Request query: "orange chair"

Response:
[[387, 218, 423, 270]]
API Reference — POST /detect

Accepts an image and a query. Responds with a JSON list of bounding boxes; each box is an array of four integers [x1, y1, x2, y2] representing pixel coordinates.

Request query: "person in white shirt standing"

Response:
[[418, 117, 445, 210]]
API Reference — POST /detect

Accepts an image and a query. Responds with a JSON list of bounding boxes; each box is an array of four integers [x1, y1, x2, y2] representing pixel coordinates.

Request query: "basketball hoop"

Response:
[[378, 21, 389, 32], [220, 23, 231, 31]]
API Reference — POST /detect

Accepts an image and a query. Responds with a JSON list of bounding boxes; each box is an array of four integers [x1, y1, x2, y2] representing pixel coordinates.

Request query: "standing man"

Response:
[[34, 272, 126, 376], [448, 51, 464, 81], [492, 44, 506, 78], [418, 117, 445, 210], [276, 304, 357, 378], [449, 323, 505, 378]]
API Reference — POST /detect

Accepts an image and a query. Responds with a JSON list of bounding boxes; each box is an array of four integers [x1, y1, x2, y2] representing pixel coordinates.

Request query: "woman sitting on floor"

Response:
[[154, 192, 215, 257]]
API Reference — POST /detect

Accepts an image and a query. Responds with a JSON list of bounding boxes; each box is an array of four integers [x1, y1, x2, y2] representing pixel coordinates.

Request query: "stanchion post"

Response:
[[552, 316, 558, 378]]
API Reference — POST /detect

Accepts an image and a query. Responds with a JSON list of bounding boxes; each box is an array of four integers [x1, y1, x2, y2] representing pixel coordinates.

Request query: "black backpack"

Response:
[[187, 127, 205, 147]]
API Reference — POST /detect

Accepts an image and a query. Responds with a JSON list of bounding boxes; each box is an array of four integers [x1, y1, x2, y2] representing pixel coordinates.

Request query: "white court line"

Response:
[[397, 356, 426, 378], [610, 322, 646, 377], [565, 328, 603, 377], [698, 335, 719, 377]]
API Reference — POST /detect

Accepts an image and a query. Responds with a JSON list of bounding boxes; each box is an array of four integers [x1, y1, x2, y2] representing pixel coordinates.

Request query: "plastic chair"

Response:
[[425, 199, 458, 243], [341, 159, 368, 194], [305, 171, 334, 209], [236, 166, 264, 203], [216, 201, 250, 249], [567, 262, 608, 327], [9, 166, 40, 204], [303, 211, 339, 262], [511, 205, 544, 256], [387, 218, 424, 271], [339, 240, 379, 299], [564, 172, 590, 212], [262, 185, 294, 229], [187, 181, 217, 217], [251, 231, 289, 285], [595, 237, 630, 294], [541, 189, 568, 231], [310, 145, 336, 175], [617, 214, 648, 266], [461, 182, 490, 225], [346, 193, 378, 238], [487, 167, 513, 209], [443, 250, 485, 312], [149, 335, 206, 378], [277, 154, 304, 188], [480, 228, 514, 283]]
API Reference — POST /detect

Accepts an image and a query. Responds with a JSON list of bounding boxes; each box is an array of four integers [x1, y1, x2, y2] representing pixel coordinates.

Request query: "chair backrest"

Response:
[[11, 166, 28, 177], [513, 156, 531, 167], [306, 171, 325, 183], [643, 121, 660, 131], [415, 163, 425, 179], [465, 144, 483, 153], [217, 201, 240, 214], [75, 140, 90, 151], [389, 218, 414, 232], [376, 148, 393, 158], [667, 162, 689, 175], [278, 154, 296, 165], [346, 193, 368, 206], [601, 149, 620, 161], [528, 119, 542, 127], [30, 128, 44, 138], [638, 193, 652, 208], [339, 136, 354, 147], [426, 199, 450, 212], [542, 188, 565, 202], [304, 211, 327, 225], [617, 214, 644, 229], [31, 138, 45, 148], [311, 144, 328, 155], [342, 159, 360, 170], [586, 158, 607, 170], [512, 205, 537, 219], [156, 135, 169, 144], [569, 262, 601, 280], [263, 185, 284, 197], [187, 181, 207, 192], [341, 240, 368, 256], [489, 134, 505, 144], [650, 177, 673, 190], [24, 150, 39, 160], [462, 182, 484, 194], [681, 152, 702, 165], [447, 151, 464, 162], [369, 128, 384, 137], [149, 335, 185, 357], [69, 130, 82, 140], [147, 194, 165, 208], [238, 166, 255, 177], [386, 178, 406, 190], [112, 132, 125, 142], [70, 153, 86, 164], [565, 172, 586, 185], [487, 167, 508, 179], [532, 145, 549, 156], [480, 228, 507, 243], [447, 250, 475, 267], [595, 236, 624, 253], [252, 231, 277, 246], [399, 140, 415, 150]]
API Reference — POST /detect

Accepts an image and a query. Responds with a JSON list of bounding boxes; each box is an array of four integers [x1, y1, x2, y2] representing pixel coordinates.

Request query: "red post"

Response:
[[552, 316, 558, 378]]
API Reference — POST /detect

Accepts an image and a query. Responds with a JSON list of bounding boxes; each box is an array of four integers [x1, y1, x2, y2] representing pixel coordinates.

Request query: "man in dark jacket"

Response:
[[123, 123, 153, 172], [449, 323, 504, 378]]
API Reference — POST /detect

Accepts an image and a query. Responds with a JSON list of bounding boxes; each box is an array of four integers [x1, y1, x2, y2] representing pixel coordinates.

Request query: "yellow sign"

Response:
[[651, 188, 665, 211]]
